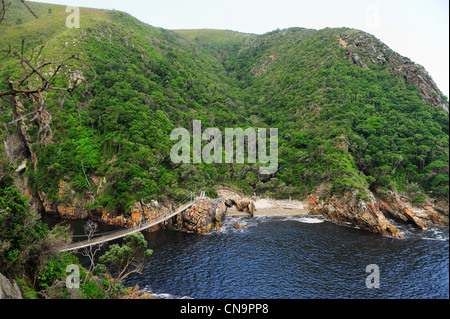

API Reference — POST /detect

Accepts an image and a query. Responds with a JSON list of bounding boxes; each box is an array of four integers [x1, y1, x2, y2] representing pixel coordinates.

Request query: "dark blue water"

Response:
[[43, 214, 449, 299]]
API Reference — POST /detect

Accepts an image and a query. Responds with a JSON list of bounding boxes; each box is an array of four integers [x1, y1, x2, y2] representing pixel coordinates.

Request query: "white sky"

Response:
[[30, 0, 449, 97]]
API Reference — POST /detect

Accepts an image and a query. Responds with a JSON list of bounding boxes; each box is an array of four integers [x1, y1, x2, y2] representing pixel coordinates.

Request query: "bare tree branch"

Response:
[[20, 0, 38, 19], [0, 0, 11, 24], [81, 221, 104, 290], [1, 45, 83, 149], [0, 0, 37, 25]]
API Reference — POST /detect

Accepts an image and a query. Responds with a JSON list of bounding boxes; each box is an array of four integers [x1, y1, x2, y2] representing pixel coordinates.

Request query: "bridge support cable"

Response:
[[60, 198, 194, 252]]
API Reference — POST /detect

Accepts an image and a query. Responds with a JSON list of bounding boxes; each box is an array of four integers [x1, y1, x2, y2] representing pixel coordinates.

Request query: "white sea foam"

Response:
[[391, 219, 449, 241], [217, 216, 256, 234], [421, 228, 449, 241], [288, 217, 324, 224], [219, 215, 325, 234], [143, 286, 193, 299]]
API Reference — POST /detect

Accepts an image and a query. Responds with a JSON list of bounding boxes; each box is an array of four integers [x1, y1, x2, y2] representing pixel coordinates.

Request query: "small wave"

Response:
[[263, 215, 326, 224], [422, 237, 448, 242], [151, 292, 173, 299], [254, 215, 326, 224], [153, 292, 193, 299], [143, 286, 193, 299], [421, 227, 449, 241], [291, 217, 324, 224], [218, 216, 325, 233], [392, 221, 449, 241]]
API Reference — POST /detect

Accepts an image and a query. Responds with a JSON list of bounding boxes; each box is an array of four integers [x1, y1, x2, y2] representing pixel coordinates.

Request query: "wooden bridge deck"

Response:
[[60, 201, 194, 252]]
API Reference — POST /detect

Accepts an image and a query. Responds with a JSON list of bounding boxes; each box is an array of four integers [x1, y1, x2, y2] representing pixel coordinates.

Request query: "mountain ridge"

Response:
[[0, 1, 448, 237]]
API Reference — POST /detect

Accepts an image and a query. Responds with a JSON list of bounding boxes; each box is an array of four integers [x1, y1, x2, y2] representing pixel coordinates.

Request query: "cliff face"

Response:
[[306, 186, 448, 238], [24, 174, 258, 235], [377, 191, 449, 228], [307, 192, 404, 238], [0, 273, 23, 299], [340, 32, 449, 114], [90, 200, 173, 231], [171, 199, 227, 233]]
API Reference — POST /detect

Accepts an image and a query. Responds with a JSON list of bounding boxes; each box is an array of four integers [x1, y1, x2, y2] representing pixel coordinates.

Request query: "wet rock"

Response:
[[377, 196, 426, 230], [307, 192, 403, 238], [376, 191, 449, 229], [421, 206, 449, 226]]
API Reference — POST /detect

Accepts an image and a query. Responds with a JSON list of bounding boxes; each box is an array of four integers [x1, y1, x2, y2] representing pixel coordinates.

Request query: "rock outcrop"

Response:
[[90, 200, 173, 231], [307, 192, 404, 238], [21, 171, 259, 235], [225, 198, 255, 217], [0, 273, 23, 299], [348, 52, 369, 70], [174, 199, 228, 234], [376, 192, 427, 230], [307, 185, 449, 238], [120, 285, 154, 299], [377, 192, 448, 227], [339, 32, 448, 114]]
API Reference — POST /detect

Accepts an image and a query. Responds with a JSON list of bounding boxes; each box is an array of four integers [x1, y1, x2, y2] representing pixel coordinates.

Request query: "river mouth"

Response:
[[41, 213, 449, 299]]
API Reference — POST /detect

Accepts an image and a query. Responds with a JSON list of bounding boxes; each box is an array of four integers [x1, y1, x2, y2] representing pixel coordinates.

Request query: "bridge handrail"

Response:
[[70, 194, 194, 239], [60, 200, 194, 252]]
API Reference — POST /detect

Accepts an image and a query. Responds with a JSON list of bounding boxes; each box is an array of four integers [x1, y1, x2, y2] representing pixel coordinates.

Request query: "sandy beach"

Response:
[[215, 186, 309, 217], [227, 198, 309, 217]]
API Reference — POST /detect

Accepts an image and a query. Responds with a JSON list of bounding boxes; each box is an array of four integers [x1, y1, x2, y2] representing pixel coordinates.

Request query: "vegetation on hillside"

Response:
[[0, 0, 448, 299], [1, 2, 448, 215]]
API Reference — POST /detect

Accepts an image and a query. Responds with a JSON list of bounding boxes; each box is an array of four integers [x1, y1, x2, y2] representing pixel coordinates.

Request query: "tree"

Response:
[[1, 2, 85, 173], [0, 172, 70, 283], [99, 232, 153, 282], [80, 221, 103, 290]]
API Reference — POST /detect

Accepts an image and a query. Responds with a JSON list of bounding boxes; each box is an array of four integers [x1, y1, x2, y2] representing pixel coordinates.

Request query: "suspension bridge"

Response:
[[60, 192, 207, 252]]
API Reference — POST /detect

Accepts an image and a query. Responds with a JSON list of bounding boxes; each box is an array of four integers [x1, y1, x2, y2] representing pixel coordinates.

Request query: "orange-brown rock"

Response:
[[420, 206, 449, 226], [375, 192, 445, 230], [234, 222, 243, 229], [227, 198, 255, 217], [308, 186, 449, 237], [307, 192, 404, 238], [120, 285, 153, 299], [175, 199, 228, 233]]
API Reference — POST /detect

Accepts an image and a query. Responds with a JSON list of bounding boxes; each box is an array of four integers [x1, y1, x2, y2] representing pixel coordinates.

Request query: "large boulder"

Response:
[[230, 198, 255, 217], [175, 199, 229, 233]]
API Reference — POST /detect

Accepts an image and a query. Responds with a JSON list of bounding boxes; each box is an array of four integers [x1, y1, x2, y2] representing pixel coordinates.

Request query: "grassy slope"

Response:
[[172, 29, 252, 46], [1, 1, 252, 212]]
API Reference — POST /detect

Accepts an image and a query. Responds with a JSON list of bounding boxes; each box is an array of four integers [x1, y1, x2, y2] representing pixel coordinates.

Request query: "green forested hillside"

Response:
[[1, 1, 448, 218], [222, 27, 449, 200]]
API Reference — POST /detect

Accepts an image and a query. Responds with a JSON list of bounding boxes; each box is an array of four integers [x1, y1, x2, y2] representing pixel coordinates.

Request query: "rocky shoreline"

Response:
[[17, 176, 449, 238], [306, 188, 449, 238], [9, 182, 448, 301]]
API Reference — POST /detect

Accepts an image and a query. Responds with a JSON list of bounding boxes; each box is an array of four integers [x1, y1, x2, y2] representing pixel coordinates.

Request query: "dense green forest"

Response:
[[0, 1, 448, 219], [0, 0, 448, 299]]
